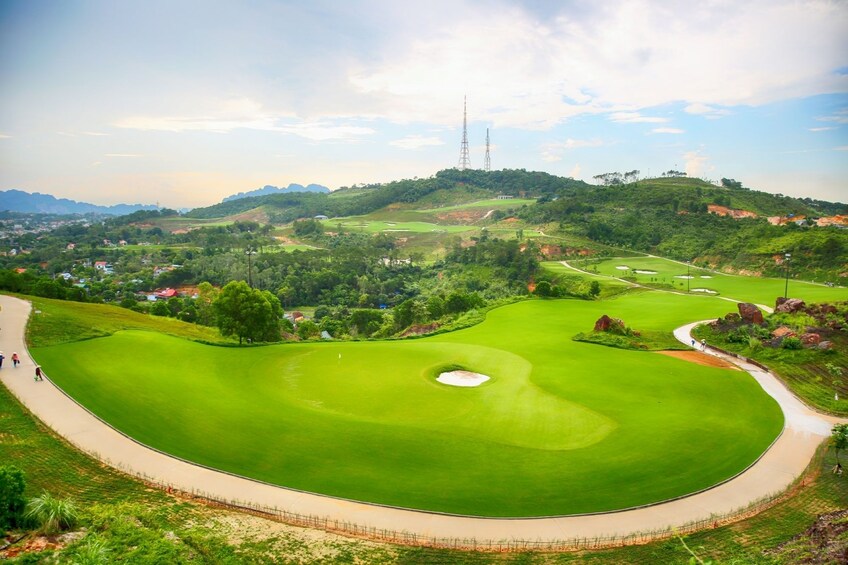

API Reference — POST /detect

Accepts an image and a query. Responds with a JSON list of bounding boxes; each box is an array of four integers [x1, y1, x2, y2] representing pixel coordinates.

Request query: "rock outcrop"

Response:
[[738, 302, 764, 324], [594, 315, 626, 334], [775, 297, 806, 314]]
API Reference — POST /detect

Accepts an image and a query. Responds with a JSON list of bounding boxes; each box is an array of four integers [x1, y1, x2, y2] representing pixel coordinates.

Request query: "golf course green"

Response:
[[32, 292, 787, 517], [563, 256, 847, 306]]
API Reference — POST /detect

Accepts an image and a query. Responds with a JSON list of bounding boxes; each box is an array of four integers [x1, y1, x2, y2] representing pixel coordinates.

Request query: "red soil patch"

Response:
[[657, 350, 741, 370]]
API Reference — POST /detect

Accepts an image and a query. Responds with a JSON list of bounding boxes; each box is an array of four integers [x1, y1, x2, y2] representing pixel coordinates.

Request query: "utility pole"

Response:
[[246, 247, 256, 288], [458, 96, 471, 170], [687, 260, 690, 293], [483, 127, 491, 172], [784, 252, 791, 298]]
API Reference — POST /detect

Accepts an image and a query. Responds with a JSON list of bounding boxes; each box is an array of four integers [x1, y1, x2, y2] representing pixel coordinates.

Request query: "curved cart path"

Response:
[[1, 295, 843, 542]]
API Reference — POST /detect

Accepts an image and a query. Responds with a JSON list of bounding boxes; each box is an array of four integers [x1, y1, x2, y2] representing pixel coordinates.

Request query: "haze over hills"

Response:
[[0, 189, 158, 216], [222, 183, 331, 203]]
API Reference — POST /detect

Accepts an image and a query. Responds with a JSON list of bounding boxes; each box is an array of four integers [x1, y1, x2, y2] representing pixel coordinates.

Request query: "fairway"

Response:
[[319, 217, 477, 234], [569, 256, 848, 306], [33, 293, 784, 517]]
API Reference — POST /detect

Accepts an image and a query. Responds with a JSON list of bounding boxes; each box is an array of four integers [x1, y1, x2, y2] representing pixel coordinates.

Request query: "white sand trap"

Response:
[[691, 288, 717, 294], [615, 266, 630, 270], [634, 270, 657, 274], [437, 370, 490, 387], [700, 275, 713, 279], [675, 275, 694, 279]]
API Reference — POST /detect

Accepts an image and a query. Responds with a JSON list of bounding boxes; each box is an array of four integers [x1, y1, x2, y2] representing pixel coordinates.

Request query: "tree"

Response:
[[534, 280, 553, 297], [296, 319, 320, 340], [832, 423, 848, 475], [589, 280, 601, 298], [195, 281, 219, 326], [0, 466, 26, 534], [213, 280, 282, 344]]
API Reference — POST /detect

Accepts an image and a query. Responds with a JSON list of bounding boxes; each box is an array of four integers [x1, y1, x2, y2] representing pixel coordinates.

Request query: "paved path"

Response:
[[1, 295, 842, 542]]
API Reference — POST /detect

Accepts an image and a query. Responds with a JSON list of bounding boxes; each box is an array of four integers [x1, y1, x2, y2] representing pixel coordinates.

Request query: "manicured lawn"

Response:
[[321, 217, 477, 234], [572, 256, 848, 306], [419, 198, 537, 212], [32, 294, 783, 517]]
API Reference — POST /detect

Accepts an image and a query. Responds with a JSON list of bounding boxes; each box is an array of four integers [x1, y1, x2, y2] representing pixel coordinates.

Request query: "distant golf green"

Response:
[[34, 293, 783, 517], [321, 218, 476, 234], [420, 198, 537, 212], [569, 256, 848, 306]]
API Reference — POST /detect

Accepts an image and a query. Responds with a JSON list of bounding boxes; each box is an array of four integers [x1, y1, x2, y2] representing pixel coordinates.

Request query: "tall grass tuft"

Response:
[[25, 491, 78, 534], [69, 535, 110, 565]]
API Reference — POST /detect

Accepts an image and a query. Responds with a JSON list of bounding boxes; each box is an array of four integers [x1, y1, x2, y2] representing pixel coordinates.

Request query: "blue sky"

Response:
[[1, 0, 846, 208]]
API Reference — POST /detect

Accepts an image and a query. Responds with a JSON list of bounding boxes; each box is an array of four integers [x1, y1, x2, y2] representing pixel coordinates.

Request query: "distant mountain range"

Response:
[[0, 189, 158, 216], [222, 183, 330, 203]]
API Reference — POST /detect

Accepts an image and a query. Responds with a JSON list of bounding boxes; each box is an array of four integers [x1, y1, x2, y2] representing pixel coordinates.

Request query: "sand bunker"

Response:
[[615, 266, 630, 270], [437, 370, 491, 387], [634, 270, 657, 274], [691, 288, 717, 294], [700, 275, 713, 279], [657, 350, 740, 370], [674, 275, 694, 279]]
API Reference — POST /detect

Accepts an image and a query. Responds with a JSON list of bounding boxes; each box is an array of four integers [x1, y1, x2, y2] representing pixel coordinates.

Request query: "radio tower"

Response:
[[483, 128, 491, 171], [457, 96, 471, 170]]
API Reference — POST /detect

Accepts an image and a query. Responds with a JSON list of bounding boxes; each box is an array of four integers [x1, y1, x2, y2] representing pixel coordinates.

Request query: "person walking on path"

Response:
[[0, 351, 4, 368], [34, 366, 43, 381], [11, 352, 19, 367], [701, 339, 707, 351]]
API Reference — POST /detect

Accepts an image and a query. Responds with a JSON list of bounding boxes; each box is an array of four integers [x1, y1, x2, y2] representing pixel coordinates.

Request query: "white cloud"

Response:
[[835, 146, 848, 151], [344, 1, 848, 128], [115, 98, 374, 141], [684, 103, 731, 119], [817, 109, 848, 124], [105, 153, 143, 158], [610, 112, 667, 124], [541, 138, 603, 162], [651, 127, 685, 134], [569, 163, 582, 178], [82, 131, 110, 136], [683, 150, 713, 178], [0, 133, 10, 139], [809, 126, 837, 132], [389, 135, 445, 150]]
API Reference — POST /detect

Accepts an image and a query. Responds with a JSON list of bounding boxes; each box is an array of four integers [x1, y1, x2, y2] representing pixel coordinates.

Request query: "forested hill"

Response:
[[185, 169, 591, 221], [187, 169, 843, 223]]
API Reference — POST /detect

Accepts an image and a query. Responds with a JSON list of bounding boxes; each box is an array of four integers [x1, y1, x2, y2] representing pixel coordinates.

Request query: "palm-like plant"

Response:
[[25, 492, 78, 534]]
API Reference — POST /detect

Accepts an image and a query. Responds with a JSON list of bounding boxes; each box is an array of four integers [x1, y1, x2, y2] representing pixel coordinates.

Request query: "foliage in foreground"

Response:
[[0, 466, 27, 534], [24, 492, 78, 535]]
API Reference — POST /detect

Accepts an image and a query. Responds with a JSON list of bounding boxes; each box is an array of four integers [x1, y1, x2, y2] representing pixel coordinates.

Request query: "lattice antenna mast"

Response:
[[458, 96, 471, 170], [483, 127, 491, 172]]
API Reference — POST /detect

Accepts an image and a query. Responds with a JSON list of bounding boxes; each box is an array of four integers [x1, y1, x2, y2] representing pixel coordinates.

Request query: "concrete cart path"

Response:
[[1, 295, 843, 542]]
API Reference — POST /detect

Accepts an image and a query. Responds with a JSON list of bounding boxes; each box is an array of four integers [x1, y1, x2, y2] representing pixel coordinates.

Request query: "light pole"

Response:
[[686, 260, 690, 293], [246, 247, 256, 288], [783, 252, 791, 299]]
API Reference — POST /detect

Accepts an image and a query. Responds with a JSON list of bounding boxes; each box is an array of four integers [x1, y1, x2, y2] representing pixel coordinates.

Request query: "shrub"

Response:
[[0, 465, 27, 533], [25, 492, 78, 534], [782, 336, 802, 350]]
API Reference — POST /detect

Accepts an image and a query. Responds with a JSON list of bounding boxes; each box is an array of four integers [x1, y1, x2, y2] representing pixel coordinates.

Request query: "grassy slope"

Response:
[[31, 295, 782, 517], [25, 296, 228, 347]]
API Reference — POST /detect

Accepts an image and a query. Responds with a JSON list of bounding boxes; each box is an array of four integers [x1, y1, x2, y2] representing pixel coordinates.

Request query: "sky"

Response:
[[1, 0, 847, 209]]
